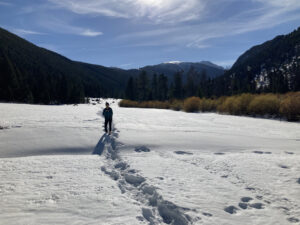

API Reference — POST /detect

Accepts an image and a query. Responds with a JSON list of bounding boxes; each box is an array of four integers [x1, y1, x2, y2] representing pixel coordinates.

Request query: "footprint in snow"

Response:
[[249, 203, 264, 209], [256, 195, 263, 200], [202, 212, 213, 217], [214, 152, 225, 155], [124, 174, 146, 187], [288, 217, 300, 223], [253, 151, 264, 154], [174, 151, 193, 155], [253, 151, 272, 154], [285, 151, 294, 155], [238, 203, 248, 209], [224, 206, 239, 214], [245, 187, 255, 191], [279, 165, 290, 169], [135, 146, 151, 153], [241, 197, 253, 202]]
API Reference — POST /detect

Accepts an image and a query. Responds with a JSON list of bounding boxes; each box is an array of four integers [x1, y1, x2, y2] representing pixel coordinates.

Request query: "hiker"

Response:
[[103, 102, 113, 135]]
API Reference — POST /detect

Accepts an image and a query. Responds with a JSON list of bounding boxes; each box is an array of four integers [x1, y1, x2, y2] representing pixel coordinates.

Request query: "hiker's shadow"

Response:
[[93, 134, 109, 155]]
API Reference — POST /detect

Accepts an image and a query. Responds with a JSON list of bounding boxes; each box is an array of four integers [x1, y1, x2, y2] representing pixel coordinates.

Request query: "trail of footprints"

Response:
[[99, 125, 300, 224], [99, 129, 197, 225], [177, 150, 300, 224], [224, 196, 264, 214]]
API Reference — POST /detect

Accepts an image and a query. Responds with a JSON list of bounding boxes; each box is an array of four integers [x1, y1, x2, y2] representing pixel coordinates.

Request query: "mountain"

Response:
[[0, 27, 133, 104], [0, 27, 225, 104], [224, 27, 300, 94], [130, 61, 224, 83]]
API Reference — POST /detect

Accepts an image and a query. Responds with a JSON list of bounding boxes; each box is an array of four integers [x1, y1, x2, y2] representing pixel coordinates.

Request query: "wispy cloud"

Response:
[[11, 28, 45, 36], [112, 0, 300, 48], [47, 0, 207, 23], [0, 1, 13, 6], [119, 63, 134, 69], [37, 18, 103, 37], [81, 29, 103, 37]]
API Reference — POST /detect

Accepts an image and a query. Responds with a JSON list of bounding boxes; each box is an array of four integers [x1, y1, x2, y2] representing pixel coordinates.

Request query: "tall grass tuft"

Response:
[[279, 92, 300, 121], [119, 92, 300, 121], [247, 94, 280, 116], [183, 97, 200, 112]]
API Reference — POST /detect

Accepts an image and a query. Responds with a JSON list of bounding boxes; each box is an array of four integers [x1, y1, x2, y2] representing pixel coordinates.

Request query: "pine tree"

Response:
[[158, 74, 168, 101], [125, 76, 135, 100], [137, 71, 149, 101], [151, 74, 158, 100], [173, 72, 183, 99]]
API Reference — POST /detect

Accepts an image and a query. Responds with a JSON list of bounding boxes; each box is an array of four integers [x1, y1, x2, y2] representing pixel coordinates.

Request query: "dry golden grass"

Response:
[[199, 98, 217, 112], [118, 99, 138, 108], [279, 92, 300, 121], [119, 92, 300, 121], [118, 100, 170, 109], [218, 93, 255, 115], [247, 94, 280, 116], [183, 97, 200, 112], [169, 99, 183, 111]]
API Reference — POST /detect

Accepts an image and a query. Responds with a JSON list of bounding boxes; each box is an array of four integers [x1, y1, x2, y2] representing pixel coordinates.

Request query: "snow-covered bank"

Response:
[[0, 155, 142, 224], [113, 105, 300, 225], [0, 103, 103, 157], [0, 101, 299, 224]]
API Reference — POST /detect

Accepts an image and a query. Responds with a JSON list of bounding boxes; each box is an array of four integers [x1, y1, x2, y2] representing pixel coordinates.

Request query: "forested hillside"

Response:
[[124, 27, 300, 101], [0, 27, 132, 104], [1, 26, 299, 104], [223, 27, 300, 95]]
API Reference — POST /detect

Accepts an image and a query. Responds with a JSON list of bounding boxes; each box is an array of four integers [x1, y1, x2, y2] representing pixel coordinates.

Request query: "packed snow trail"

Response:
[[0, 99, 300, 224], [96, 126, 195, 224]]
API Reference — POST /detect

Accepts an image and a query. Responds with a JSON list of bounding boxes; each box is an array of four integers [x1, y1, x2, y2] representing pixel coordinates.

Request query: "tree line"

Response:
[[124, 64, 300, 102], [125, 67, 222, 101]]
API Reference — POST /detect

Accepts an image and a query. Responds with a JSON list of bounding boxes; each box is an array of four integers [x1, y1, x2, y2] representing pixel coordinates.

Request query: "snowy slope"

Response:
[[0, 100, 299, 225]]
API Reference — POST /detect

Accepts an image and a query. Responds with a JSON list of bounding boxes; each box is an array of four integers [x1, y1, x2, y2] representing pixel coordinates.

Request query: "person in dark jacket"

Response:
[[103, 102, 113, 134]]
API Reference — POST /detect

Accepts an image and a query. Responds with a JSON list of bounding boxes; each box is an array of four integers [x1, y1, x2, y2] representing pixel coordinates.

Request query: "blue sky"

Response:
[[0, 0, 300, 69]]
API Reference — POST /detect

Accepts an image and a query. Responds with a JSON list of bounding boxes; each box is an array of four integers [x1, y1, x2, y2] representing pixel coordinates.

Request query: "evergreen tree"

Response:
[[158, 74, 168, 101], [185, 74, 196, 97], [173, 72, 183, 99], [137, 71, 149, 101], [151, 74, 158, 100], [125, 76, 135, 100]]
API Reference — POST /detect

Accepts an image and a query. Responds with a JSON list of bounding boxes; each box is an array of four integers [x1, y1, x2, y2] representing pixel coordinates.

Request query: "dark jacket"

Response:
[[103, 107, 113, 120]]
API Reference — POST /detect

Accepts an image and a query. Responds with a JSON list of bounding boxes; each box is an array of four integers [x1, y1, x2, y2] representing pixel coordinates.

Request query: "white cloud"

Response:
[[45, 0, 300, 48], [119, 63, 134, 69], [12, 28, 45, 36], [81, 29, 103, 37], [113, 0, 300, 48], [48, 0, 207, 23], [37, 18, 103, 37]]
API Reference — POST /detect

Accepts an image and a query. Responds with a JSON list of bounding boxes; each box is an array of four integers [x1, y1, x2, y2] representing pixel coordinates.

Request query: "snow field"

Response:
[[0, 99, 300, 224]]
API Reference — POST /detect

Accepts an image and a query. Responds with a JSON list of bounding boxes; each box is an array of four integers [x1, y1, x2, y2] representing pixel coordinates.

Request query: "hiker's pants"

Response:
[[105, 119, 112, 132]]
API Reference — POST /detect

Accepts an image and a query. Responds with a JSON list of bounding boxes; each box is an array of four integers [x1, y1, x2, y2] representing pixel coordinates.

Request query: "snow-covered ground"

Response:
[[0, 100, 299, 225]]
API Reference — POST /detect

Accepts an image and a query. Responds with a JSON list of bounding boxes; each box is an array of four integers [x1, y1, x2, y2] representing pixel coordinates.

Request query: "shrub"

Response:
[[142, 101, 170, 109], [199, 98, 217, 112], [183, 97, 200, 112], [119, 99, 138, 108], [237, 93, 255, 115], [218, 94, 255, 115], [247, 94, 280, 116], [119, 99, 170, 109], [170, 100, 183, 111], [119, 92, 299, 122], [217, 96, 238, 114], [280, 92, 300, 121]]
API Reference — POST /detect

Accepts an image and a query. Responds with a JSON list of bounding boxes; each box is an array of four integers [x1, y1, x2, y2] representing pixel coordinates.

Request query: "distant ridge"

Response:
[[129, 61, 225, 83]]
